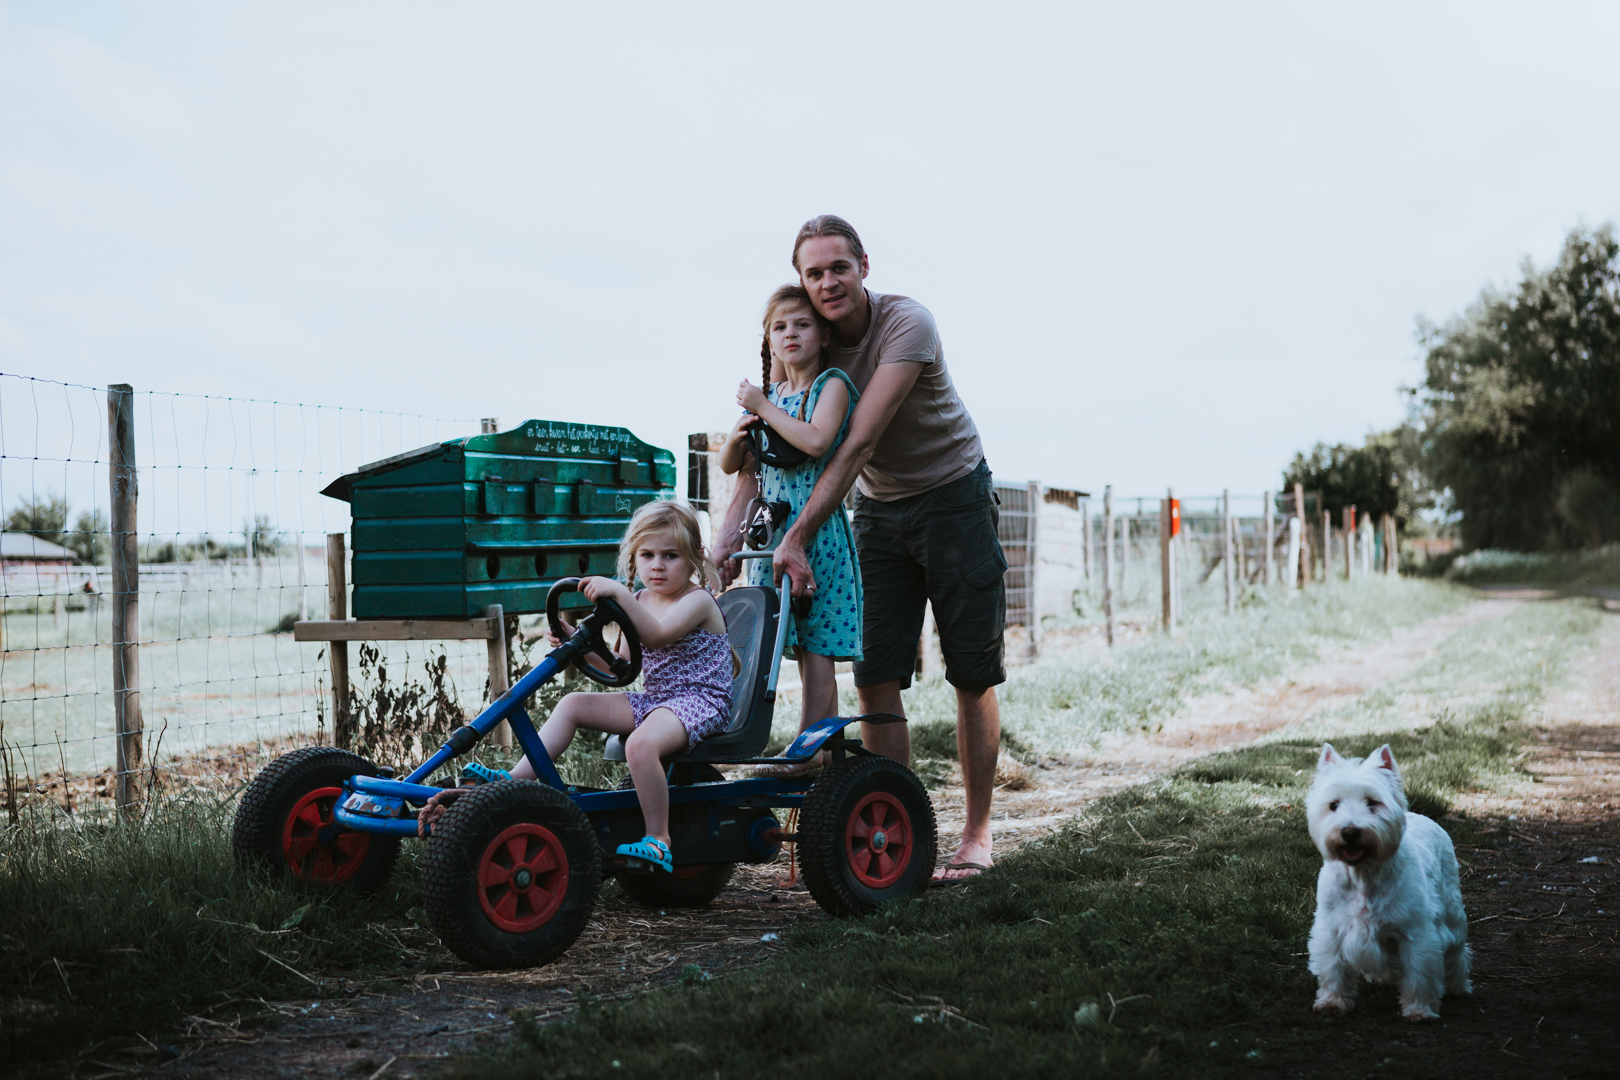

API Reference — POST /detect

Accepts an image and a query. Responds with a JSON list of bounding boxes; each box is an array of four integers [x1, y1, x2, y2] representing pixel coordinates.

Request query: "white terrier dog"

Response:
[[1306, 743, 1471, 1021]]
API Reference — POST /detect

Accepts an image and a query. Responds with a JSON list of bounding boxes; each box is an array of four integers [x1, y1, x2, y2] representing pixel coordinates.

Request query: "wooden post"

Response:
[[1167, 487, 1181, 625], [1384, 514, 1398, 575], [297, 538, 308, 621], [1294, 483, 1310, 586], [1102, 485, 1114, 647], [481, 417, 500, 434], [1081, 496, 1092, 582], [1285, 514, 1301, 588], [1342, 506, 1355, 580], [1160, 496, 1173, 631], [327, 533, 353, 749], [1263, 490, 1274, 586], [1321, 510, 1332, 584], [1222, 489, 1234, 614], [1027, 480, 1042, 656], [1116, 514, 1128, 595], [109, 384, 143, 819], [484, 603, 512, 748]]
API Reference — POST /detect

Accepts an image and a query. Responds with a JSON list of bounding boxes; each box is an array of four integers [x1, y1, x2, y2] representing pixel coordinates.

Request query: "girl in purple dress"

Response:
[[529, 501, 729, 873], [421, 501, 731, 875]]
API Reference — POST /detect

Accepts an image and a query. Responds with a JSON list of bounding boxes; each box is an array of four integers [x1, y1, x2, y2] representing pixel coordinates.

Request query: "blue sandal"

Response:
[[460, 762, 512, 785], [615, 835, 673, 874]]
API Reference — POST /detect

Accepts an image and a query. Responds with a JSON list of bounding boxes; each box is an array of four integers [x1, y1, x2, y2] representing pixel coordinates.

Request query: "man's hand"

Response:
[[771, 533, 817, 600]]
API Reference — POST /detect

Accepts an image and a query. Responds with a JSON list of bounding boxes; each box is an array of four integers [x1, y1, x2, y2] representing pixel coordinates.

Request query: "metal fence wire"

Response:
[[0, 374, 482, 809]]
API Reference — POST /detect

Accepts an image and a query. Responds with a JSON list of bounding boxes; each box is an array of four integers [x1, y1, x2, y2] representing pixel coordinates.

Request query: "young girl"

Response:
[[717, 284, 863, 776], [421, 501, 731, 875]]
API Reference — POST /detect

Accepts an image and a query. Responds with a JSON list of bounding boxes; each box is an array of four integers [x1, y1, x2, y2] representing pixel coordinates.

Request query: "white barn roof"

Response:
[[0, 532, 77, 560]]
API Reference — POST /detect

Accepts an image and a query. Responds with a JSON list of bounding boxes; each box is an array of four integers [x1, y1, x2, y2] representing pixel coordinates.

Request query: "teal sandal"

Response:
[[460, 762, 512, 785], [615, 835, 673, 874]]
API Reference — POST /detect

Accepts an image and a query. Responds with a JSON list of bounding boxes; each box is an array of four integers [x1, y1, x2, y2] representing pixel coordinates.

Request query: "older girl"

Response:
[[717, 284, 862, 775]]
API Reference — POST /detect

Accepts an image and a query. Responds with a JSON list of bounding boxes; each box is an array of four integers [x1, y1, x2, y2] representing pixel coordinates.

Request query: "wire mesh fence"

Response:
[[0, 374, 485, 808]]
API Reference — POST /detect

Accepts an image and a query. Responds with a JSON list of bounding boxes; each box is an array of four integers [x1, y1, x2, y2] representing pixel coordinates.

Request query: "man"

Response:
[[715, 214, 1005, 884]]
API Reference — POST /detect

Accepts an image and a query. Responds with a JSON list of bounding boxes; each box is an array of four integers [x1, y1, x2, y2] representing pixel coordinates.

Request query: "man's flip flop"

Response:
[[929, 861, 991, 887]]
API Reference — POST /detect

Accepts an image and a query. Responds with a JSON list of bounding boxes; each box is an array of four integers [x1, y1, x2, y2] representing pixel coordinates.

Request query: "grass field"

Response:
[[430, 596, 1601, 1080], [0, 577, 1491, 1070], [0, 563, 501, 780]]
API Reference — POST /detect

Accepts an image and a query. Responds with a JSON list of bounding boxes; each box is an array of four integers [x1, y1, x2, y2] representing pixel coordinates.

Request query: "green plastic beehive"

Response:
[[321, 420, 676, 619]]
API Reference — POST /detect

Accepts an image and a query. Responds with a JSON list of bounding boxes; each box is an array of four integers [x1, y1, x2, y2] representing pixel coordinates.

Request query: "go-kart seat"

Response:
[[602, 585, 779, 765]]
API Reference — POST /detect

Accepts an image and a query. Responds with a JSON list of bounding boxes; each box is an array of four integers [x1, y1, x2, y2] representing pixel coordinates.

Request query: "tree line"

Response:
[[4, 496, 285, 564], [1284, 224, 1620, 552]]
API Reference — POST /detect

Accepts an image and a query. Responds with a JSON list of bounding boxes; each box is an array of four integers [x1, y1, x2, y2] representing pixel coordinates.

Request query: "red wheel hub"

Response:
[[477, 823, 570, 933], [844, 791, 913, 889], [281, 786, 371, 883]]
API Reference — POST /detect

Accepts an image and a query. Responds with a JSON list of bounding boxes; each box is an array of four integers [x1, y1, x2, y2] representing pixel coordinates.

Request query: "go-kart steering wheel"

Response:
[[545, 578, 643, 688]]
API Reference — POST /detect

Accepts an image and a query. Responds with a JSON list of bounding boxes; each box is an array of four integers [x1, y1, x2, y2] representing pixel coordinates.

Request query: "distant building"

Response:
[[0, 532, 76, 566]]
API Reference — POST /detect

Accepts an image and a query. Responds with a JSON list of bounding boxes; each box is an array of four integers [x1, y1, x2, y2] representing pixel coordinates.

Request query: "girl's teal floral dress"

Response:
[[746, 368, 864, 661]]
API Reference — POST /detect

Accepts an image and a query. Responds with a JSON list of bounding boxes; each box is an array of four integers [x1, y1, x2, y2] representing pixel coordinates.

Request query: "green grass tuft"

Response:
[[0, 792, 435, 1061]]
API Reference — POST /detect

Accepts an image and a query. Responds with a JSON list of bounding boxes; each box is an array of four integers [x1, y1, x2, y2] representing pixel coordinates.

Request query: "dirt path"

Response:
[[88, 596, 1620, 1079], [938, 597, 1518, 858]]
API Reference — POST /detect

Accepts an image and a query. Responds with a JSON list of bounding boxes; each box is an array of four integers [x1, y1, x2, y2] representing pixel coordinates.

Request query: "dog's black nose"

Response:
[[1341, 826, 1362, 844]]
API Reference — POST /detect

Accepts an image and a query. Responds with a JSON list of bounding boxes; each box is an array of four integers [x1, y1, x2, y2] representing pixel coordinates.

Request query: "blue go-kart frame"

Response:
[[231, 549, 938, 970]]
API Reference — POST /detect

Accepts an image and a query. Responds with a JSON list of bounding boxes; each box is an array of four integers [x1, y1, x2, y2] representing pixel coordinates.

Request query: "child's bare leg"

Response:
[[514, 692, 634, 780], [621, 710, 690, 845], [798, 651, 837, 764]]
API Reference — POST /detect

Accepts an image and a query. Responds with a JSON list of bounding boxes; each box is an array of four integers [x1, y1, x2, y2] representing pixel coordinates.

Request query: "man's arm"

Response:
[[772, 361, 923, 593], [710, 466, 759, 588]]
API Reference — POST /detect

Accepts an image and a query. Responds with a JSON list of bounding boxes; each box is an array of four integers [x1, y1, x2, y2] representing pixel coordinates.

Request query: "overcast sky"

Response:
[[3, 1, 1618, 505]]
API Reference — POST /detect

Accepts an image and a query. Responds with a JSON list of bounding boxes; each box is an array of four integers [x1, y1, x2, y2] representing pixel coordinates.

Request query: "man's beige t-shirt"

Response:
[[827, 291, 984, 502]]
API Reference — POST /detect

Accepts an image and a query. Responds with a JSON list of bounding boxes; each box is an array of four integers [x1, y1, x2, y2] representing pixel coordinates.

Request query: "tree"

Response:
[[1282, 427, 1428, 527], [64, 509, 110, 565], [5, 493, 69, 548], [246, 515, 282, 559], [1417, 224, 1620, 550]]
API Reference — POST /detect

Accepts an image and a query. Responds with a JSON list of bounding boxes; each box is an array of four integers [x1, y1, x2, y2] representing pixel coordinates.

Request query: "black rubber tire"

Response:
[[614, 767, 735, 908], [230, 746, 401, 894], [422, 780, 601, 970], [799, 756, 937, 918]]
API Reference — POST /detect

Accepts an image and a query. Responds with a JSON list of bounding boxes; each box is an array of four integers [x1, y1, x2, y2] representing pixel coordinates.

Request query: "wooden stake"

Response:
[[327, 533, 353, 749], [485, 604, 512, 748], [1081, 496, 1091, 582], [1222, 489, 1234, 614], [1102, 486, 1114, 647], [1263, 490, 1274, 586], [1160, 496, 1173, 631], [1294, 483, 1310, 586], [109, 384, 143, 819], [1342, 506, 1355, 580], [1321, 510, 1332, 585]]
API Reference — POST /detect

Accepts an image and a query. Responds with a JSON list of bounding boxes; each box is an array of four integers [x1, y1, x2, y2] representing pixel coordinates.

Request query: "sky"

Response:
[[3, 1, 1619, 507]]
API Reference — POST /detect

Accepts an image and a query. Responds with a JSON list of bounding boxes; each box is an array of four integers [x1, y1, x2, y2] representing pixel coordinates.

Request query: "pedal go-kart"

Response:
[[231, 549, 936, 969]]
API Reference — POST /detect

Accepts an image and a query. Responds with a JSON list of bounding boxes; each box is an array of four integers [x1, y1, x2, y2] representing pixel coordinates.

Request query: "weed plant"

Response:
[[438, 596, 1598, 1080]]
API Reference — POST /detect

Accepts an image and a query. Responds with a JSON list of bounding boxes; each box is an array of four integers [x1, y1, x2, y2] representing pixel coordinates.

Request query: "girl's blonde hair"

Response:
[[616, 500, 720, 592], [760, 284, 830, 391]]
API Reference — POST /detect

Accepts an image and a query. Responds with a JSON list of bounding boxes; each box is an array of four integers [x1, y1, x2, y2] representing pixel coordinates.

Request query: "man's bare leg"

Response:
[[857, 680, 911, 764], [934, 685, 999, 882]]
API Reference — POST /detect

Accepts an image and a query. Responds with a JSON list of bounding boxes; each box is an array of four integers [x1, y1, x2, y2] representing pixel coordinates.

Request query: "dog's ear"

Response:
[[1319, 743, 1342, 767], [1373, 744, 1401, 776]]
